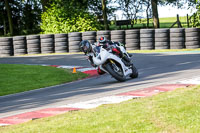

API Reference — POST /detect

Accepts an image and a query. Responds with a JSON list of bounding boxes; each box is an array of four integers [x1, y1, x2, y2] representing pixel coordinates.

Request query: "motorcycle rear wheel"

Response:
[[105, 63, 126, 82]]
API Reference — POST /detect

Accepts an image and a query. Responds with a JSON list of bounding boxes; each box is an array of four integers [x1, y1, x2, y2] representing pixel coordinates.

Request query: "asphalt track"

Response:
[[0, 52, 200, 118]]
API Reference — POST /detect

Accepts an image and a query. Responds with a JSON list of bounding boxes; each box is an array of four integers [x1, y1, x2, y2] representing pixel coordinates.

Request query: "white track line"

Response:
[[62, 96, 139, 109], [57, 65, 83, 69], [177, 77, 200, 84], [0, 124, 10, 126]]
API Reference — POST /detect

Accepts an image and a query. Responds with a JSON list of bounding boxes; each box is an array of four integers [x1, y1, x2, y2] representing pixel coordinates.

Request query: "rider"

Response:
[[97, 36, 131, 66], [79, 37, 131, 67], [79, 40, 96, 67]]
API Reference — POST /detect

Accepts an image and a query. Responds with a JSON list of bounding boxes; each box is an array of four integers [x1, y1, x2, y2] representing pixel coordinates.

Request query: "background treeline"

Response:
[[0, 0, 198, 37], [0, 0, 41, 36]]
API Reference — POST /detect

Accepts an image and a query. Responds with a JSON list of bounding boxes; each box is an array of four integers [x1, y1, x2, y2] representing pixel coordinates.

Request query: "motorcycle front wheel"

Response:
[[130, 63, 138, 78], [105, 62, 126, 82]]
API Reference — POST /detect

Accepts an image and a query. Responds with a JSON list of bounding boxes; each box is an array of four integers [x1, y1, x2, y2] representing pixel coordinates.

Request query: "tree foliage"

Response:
[[40, 0, 102, 33], [117, 0, 144, 20], [0, 0, 41, 36], [0, 0, 197, 36], [190, 0, 200, 27]]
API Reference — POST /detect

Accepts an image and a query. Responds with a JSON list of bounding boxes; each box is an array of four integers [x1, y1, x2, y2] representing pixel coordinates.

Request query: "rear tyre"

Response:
[[130, 64, 138, 78], [105, 63, 126, 82]]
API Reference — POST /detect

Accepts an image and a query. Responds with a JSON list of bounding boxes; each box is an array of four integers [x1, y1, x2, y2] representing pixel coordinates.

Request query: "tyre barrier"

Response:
[[13, 36, 27, 56], [0, 37, 13, 57], [82, 31, 96, 44], [125, 29, 140, 50], [111, 30, 125, 45], [26, 35, 41, 54], [68, 32, 82, 52], [155, 29, 170, 49], [140, 29, 155, 50], [170, 28, 185, 49], [1, 28, 200, 57], [55, 34, 68, 53], [40, 34, 54, 54], [97, 30, 110, 41], [185, 28, 200, 49]]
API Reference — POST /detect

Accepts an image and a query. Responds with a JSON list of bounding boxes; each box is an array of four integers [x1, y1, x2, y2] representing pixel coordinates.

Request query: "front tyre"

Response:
[[105, 63, 126, 82], [130, 63, 138, 78]]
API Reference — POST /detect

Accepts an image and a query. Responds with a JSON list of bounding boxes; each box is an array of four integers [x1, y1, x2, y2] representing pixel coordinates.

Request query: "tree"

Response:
[[40, 0, 50, 12], [0, 1, 7, 35], [4, 0, 13, 35], [87, 0, 116, 30], [21, 0, 41, 34], [117, 0, 144, 25], [101, 0, 108, 30], [151, 0, 159, 28], [190, 0, 199, 27], [0, 0, 42, 36], [151, 0, 196, 28], [142, 0, 152, 28], [41, 0, 102, 33]]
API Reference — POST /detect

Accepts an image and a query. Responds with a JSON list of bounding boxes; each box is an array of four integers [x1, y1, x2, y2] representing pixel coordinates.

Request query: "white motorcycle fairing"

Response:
[[92, 47, 133, 77]]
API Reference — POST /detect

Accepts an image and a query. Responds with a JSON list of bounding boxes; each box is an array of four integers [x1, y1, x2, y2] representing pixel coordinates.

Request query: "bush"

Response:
[[41, 1, 102, 34], [190, 1, 200, 27]]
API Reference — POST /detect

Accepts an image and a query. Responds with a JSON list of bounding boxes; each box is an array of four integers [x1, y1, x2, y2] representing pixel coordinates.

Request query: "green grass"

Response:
[[0, 64, 88, 96], [110, 16, 189, 30], [1, 85, 200, 133]]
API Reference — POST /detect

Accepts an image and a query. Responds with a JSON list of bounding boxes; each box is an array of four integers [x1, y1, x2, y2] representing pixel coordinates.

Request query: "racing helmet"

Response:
[[79, 40, 92, 54], [99, 36, 107, 43]]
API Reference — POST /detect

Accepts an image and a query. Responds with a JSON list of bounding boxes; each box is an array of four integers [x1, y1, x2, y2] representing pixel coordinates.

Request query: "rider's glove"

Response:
[[88, 56, 97, 67]]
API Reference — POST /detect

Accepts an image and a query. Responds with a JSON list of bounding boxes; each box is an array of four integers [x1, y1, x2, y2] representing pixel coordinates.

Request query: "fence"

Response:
[[0, 28, 200, 57], [112, 14, 194, 30]]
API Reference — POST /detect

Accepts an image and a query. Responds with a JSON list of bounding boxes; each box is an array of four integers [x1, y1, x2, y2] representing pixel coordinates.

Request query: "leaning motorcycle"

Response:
[[81, 41, 138, 82]]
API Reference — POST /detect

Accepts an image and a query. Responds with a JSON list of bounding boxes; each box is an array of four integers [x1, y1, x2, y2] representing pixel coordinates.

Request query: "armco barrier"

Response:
[[0, 28, 200, 57]]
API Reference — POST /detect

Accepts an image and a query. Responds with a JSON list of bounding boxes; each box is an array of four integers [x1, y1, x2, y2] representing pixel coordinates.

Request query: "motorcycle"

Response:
[[87, 44, 138, 82]]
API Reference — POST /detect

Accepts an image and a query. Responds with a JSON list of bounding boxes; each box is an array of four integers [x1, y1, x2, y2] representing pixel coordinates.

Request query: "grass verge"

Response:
[[1, 85, 200, 132], [128, 48, 200, 53], [0, 64, 88, 96]]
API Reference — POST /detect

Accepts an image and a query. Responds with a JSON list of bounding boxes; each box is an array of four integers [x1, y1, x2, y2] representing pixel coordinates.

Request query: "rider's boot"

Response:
[[116, 47, 132, 66], [122, 55, 132, 66]]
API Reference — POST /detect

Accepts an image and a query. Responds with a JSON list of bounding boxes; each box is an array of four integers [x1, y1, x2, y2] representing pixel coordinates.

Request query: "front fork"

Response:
[[109, 59, 120, 72]]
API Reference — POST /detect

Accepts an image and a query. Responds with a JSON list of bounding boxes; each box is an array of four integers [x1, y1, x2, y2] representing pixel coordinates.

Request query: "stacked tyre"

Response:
[[13, 36, 27, 55], [97, 30, 110, 41], [125, 29, 140, 50], [0, 37, 13, 57], [82, 31, 96, 44], [111, 30, 125, 44], [170, 28, 185, 49], [68, 32, 82, 52], [40, 34, 54, 54], [185, 28, 200, 49], [155, 29, 170, 49], [27, 35, 41, 54], [54, 34, 68, 53], [140, 29, 155, 50]]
